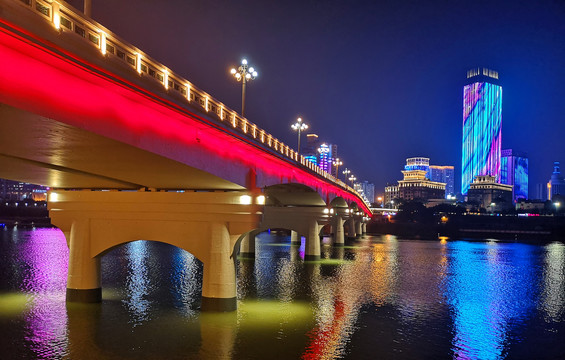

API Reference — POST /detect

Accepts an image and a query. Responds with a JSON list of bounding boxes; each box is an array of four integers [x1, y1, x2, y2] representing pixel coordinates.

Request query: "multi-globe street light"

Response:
[[342, 168, 351, 181], [230, 58, 258, 117], [291, 117, 308, 154], [332, 158, 343, 178], [348, 175, 357, 187]]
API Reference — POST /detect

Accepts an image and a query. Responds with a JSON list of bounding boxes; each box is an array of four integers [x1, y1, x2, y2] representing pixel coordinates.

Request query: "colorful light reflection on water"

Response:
[[0, 228, 564, 359]]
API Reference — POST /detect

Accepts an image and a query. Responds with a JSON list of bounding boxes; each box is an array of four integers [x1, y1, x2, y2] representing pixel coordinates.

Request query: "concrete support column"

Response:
[[304, 219, 320, 261], [67, 218, 101, 303], [334, 215, 344, 246], [239, 231, 256, 258], [355, 220, 362, 238], [347, 219, 356, 240], [362, 223, 367, 234], [290, 230, 300, 245], [202, 223, 236, 312]]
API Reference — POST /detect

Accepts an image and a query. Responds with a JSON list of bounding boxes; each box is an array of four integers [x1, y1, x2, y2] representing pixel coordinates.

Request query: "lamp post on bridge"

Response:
[[230, 59, 257, 118], [342, 168, 350, 182], [348, 175, 357, 188], [332, 158, 343, 178], [291, 117, 308, 154]]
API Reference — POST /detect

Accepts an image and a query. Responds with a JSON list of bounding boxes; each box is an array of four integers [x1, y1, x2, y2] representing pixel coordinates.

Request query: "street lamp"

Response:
[[332, 158, 343, 178], [342, 168, 351, 180], [291, 117, 308, 153], [230, 58, 257, 117], [348, 175, 356, 187]]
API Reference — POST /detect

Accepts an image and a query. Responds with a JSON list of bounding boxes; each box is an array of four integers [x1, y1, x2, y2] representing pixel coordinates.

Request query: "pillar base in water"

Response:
[[333, 242, 345, 247], [201, 296, 237, 312], [239, 252, 256, 258], [304, 254, 321, 261], [66, 288, 102, 303]]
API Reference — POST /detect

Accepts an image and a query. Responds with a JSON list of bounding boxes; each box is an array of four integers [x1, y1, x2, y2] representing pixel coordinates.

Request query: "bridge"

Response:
[[0, 0, 371, 311]]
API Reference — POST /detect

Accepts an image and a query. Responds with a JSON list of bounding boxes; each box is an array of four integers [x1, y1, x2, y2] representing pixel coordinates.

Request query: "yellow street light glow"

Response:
[[323, 208, 329, 214], [186, 84, 191, 101], [100, 32, 106, 55], [136, 53, 142, 74], [164, 71, 169, 90], [53, 13, 61, 30], [49, 192, 59, 202], [256, 195, 265, 205], [230, 68, 236, 74], [239, 195, 252, 205], [205, 96, 209, 111]]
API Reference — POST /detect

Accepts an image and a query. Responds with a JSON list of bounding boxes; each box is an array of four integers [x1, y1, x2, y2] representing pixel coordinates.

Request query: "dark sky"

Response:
[[70, 0, 564, 197]]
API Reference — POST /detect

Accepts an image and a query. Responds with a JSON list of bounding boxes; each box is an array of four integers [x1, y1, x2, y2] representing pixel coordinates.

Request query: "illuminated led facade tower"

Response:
[[500, 149, 528, 202], [461, 68, 502, 195]]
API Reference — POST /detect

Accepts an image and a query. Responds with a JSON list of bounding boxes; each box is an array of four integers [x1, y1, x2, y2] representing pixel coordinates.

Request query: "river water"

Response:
[[0, 227, 564, 359]]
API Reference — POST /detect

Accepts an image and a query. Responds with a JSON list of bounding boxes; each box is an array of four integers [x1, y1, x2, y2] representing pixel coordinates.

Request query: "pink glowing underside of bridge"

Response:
[[0, 19, 369, 214]]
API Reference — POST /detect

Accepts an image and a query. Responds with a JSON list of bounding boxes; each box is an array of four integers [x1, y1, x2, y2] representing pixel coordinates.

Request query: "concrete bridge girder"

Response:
[[48, 189, 262, 311]]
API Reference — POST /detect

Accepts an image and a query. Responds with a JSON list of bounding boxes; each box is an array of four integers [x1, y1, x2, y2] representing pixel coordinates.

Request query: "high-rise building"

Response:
[[355, 181, 375, 204], [303, 134, 320, 166], [429, 165, 455, 198], [500, 149, 528, 202], [547, 161, 565, 200], [317, 143, 332, 173], [461, 68, 502, 195]]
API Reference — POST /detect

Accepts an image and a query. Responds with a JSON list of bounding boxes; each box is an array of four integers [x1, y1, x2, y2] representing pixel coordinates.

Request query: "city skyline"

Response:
[[63, 0, 565, 193]]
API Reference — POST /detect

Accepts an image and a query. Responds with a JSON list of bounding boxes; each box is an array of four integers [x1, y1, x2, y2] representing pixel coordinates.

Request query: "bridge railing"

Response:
[[8, 0, 370, 211]]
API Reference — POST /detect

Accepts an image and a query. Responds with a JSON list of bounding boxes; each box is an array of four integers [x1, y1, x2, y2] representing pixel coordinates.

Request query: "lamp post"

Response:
[[291, 117, 308, 153], [332, 158, 343, 178], [230, 58, 257, 117], [342, 168, 350, 181], [348, 175, 357, 187]]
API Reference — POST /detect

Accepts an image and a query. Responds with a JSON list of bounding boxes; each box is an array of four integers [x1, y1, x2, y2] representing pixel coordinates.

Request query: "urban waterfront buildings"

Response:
[[467, 175, 513, 211], [500, 149, 528, 202], [547, 161, 565, 200], [385, 157, 445, 205], [461, 68, 502, 195], [354, 181, 375, 204], [429, 165, 455, 198], [0, 179, 47, 201]]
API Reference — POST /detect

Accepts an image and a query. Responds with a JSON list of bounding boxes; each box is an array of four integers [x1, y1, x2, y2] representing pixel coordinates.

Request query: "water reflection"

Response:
[[541, 242, 565, 322], [445, 241, 540, 360], [1, 228, 564, 359]]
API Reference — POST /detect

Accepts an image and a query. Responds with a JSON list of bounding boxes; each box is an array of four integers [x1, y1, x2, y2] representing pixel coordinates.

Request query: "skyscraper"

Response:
[[429, 165, 455, 198], [461, 68, 502, 195], [500, 149, 528, 202]]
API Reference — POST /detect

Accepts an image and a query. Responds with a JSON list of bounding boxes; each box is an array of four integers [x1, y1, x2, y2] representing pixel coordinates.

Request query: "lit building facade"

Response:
[[384, 185, 399, 207], [303, 134, 320, 166], [0, 178, 48, 201], [429, 165, 455, 198], [398, 169, 445, 202], [547, 161, 565, 200], [318, 143, 331, 173], [355, 181, 375, 204], [461, 68, 502, 195], [467, 175, 513, 211], [500, 149, 528, 202]]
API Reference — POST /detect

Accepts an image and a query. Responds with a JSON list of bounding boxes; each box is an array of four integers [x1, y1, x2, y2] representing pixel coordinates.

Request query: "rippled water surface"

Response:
[[1, 228, 564, 359]]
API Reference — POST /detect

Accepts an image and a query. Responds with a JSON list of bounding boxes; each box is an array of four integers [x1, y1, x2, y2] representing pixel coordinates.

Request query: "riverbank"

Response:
[[368, 214, 565, 242]]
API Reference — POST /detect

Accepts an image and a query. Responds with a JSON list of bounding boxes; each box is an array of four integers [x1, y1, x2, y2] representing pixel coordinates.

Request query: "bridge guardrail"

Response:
[[7, 0, 370, 211]]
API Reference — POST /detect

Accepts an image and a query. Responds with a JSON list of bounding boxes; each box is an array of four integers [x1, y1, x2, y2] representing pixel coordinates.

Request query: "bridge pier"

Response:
[[49, 189, 261, 312], [346, 218, 357, 240], [355, 220, 362, 238], [201, 223, 236, 312], [239, 231, 257, 258], [305, 219, 321, 261], [333, 215, 345, 246], [290, 230, 300, 245], [67, 218, 101, 303]]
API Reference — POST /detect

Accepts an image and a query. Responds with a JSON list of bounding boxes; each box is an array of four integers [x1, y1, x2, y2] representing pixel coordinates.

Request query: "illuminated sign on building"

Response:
[[461, 69, 502, 195]]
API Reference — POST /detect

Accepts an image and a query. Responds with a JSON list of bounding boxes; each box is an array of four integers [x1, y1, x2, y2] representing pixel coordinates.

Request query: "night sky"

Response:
[[68, 0, 564, 197]]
